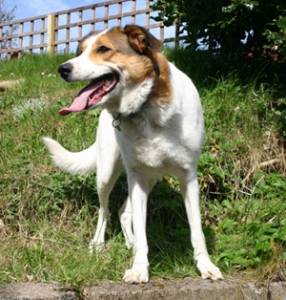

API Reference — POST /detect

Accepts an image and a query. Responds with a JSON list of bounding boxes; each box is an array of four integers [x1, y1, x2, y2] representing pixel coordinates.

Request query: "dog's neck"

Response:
[[109, 54, 173, 130]]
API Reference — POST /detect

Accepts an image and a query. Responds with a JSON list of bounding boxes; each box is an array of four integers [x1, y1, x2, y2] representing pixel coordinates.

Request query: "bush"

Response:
[[153, 0, 286, 63]]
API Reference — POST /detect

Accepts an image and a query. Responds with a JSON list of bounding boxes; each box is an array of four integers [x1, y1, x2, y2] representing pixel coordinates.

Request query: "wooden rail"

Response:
[[0, 0, 180, 59]]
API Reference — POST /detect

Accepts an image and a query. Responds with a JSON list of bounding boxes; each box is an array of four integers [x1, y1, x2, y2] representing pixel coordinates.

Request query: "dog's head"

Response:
[[58, 25, 162, 115]]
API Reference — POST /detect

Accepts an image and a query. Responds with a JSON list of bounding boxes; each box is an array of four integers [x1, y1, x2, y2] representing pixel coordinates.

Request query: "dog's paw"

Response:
[[196, 255, 223, 280], [88, 240, 105, 254], [123, 265, 149, 283]]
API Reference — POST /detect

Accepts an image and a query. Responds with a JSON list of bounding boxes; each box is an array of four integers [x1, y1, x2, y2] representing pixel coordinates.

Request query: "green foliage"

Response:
[[214, 174, 286, 270], [0, 53, 285, 286], [153, 0, 286, 62], [264, 14, 286, 57]]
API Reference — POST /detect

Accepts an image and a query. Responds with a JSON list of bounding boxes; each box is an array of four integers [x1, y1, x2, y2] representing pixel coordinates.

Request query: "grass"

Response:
[[0, 51, 285, 289]]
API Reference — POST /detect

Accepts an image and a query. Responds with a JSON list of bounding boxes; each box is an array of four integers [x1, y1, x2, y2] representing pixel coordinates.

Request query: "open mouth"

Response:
[[59, 71, 119, 115]]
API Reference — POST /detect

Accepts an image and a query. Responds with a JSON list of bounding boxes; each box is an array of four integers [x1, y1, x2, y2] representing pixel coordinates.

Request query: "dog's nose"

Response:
[[58, 63, 73, 80]]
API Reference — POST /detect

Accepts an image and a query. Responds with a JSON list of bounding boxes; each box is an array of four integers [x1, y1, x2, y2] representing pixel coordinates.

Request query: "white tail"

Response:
[[42, 137, 97, 175]]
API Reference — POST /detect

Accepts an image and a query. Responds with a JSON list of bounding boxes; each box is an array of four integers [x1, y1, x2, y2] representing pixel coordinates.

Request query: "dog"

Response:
[[43, 25, 223, 283]]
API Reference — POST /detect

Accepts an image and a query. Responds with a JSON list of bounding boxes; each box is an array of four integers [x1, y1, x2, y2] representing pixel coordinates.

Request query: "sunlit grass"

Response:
[[0, 52, 285, 287]]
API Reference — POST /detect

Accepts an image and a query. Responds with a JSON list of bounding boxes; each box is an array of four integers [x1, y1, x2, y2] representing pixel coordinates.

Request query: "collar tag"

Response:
[[112, 115, 121, 131]]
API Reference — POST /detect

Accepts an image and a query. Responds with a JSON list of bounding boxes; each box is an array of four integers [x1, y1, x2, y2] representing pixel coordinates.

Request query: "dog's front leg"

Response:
[[182, 172, 223, 280], [123, 173, 151, 283]]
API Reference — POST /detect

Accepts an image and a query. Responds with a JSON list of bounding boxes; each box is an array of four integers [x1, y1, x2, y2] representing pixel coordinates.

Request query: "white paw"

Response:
[[196, 255, 223, 280], [88, 240, 105, 253], [123, 265, 149, 283]]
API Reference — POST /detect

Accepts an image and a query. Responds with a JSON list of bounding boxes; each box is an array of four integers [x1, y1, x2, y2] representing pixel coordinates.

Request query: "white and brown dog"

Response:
[[43, 25, 223, 283]]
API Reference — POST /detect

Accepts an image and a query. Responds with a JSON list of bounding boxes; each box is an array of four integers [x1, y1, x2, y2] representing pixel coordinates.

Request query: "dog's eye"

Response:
[[96, 45, 111, 53]]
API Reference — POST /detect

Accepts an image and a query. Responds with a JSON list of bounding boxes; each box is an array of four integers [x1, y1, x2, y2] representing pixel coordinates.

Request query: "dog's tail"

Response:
[[42, 137, 97, 175]]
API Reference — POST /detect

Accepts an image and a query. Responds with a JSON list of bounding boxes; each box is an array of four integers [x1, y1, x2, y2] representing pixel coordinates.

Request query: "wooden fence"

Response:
[[0, 0, 180, 59]]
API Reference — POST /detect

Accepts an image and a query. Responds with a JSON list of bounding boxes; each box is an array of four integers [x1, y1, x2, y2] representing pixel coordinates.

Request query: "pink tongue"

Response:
[[59, 82, 102, 116]]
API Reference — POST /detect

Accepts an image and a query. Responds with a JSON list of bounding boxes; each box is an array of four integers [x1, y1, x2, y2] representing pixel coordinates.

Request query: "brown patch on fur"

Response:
[[88, 27, 154, 84], [78, 39, 89, 54], [87, 26, 171, 104], [149, 53, 172, 104], [124, 25, 162, 76], [124, 25, 162, 54], [77, 33, 95, 55]]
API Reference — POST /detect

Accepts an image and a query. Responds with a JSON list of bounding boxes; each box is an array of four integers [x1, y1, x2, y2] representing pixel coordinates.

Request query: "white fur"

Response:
[[42, 137, 97, 175], [44, 29, 223, 283], [117, 77, 154, 116], [64, 31, 112, 82]]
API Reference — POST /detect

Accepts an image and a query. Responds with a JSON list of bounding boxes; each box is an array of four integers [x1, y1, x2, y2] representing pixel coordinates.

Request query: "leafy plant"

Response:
[[153, 0, 286, 63]]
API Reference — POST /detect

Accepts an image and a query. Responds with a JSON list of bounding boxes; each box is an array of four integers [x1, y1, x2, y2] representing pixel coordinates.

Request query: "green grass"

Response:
[[0, 51, 285, 288]]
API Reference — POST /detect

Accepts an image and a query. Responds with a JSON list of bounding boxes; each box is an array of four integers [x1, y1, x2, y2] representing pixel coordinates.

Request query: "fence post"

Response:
[[47, 14, 56, 55], [175, 19, 180, 48]]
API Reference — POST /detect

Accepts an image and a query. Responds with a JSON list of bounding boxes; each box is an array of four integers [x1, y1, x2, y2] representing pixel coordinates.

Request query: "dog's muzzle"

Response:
[[58, 63, 73, 81]]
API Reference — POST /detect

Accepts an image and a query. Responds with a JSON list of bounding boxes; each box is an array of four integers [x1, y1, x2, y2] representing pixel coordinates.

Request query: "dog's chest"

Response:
[[135, 135, 173, 167], [118, 120, 191, 172]]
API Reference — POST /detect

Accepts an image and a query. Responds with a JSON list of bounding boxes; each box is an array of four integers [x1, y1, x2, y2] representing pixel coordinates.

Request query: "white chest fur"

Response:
[[120, 124, 188, 168], [116, 115, 197, 179], [115, 62, 204, 177]]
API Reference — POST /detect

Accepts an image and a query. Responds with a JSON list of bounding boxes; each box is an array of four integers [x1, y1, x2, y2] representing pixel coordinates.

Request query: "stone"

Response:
[[84, 278, 286, 300], [269, 282, 286, 300], [0, 79, 24, 91], [0, 283, 79, 300], [0, 279, 286, 300]]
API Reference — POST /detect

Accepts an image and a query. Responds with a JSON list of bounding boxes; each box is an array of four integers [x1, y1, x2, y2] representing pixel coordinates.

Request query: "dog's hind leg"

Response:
[[119, 196, 134, 249], [119, 178, 157, 251], [89, 160, 122, 251], [89, 110, 123, 251], [119, 178, 155, 250]]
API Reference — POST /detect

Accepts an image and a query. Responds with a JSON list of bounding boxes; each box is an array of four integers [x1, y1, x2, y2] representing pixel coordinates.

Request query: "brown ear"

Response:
[[124, 25, 162, 54]]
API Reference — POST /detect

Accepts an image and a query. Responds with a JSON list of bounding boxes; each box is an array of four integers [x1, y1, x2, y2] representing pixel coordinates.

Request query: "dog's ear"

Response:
[[124, 25, 162, 54]]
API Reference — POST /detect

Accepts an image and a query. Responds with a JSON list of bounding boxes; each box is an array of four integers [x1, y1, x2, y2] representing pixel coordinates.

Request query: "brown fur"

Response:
[[87, 26, 172, 104], [78, 40, 88, 54], [124, 25, 162, 54], [149, 53, 172, 104]]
